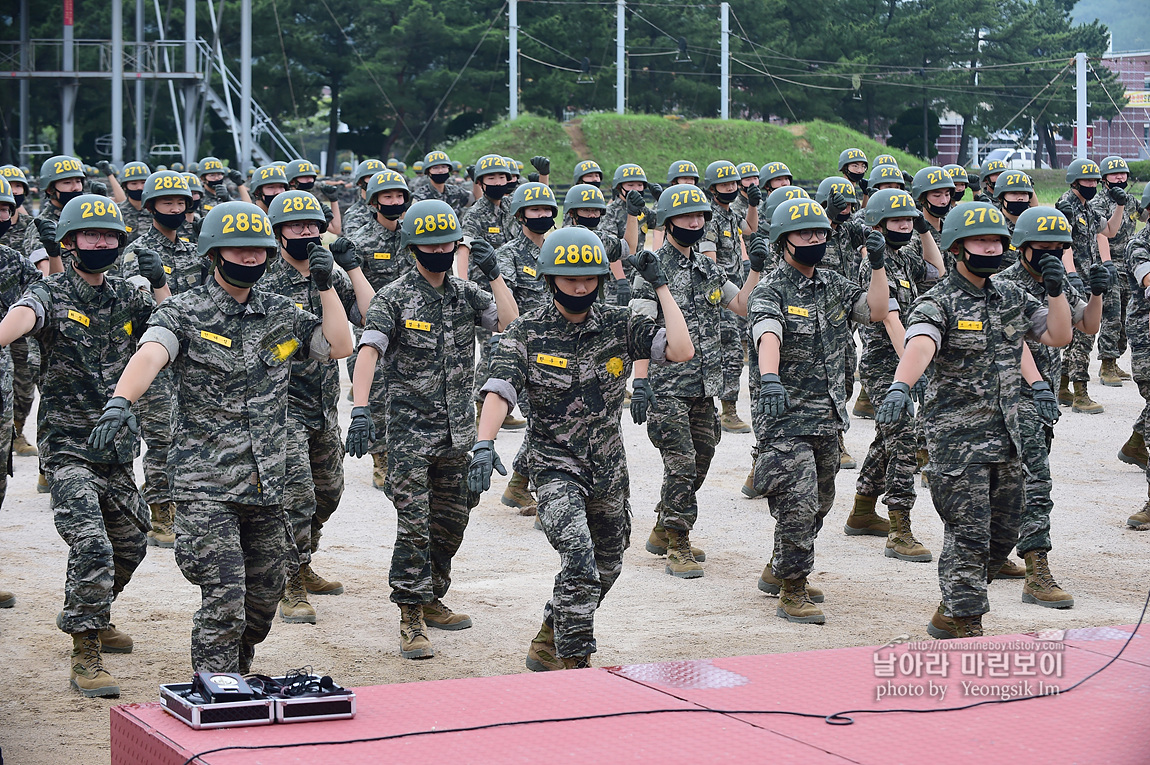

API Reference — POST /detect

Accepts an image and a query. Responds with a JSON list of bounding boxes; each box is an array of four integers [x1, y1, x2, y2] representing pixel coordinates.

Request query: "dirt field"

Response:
[[1, 357, 1148, 764]]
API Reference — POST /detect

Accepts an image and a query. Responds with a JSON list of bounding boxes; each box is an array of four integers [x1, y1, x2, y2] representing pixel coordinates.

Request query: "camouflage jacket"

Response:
[[140, 278, 326, 505], [496, 233, 550, 315], [1090, 190, 1140, 269], [341, 201, 373, 240], [748, 261, 870, 440], [18, 266, 152, 465], [1124, 225, 1150, 323], [199, 186, 234, 216], [411, 180, 472, 217], [856, 245, 930, 390], [704, 202, 746, 284], [461, 195, 515, 254], [359, 269, 499, 457], [1055, 190, 1103, 273], [346, 215, 411, 293], [731, 193, 756, 251], [484, 301, 666, 496], [0, 213, 32, 257], [117, 199, 152, 244], [995, 262, 1087, 391], [121, 224, 205, 294], [601, 196, 652, 253], [630, 239, 738, 398], [904, 270, 1048, 465], [23, 203, 61, 262], [824, 216, 868, 280]]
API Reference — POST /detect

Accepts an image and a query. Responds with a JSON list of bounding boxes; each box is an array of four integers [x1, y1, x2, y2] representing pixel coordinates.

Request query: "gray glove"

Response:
[[746, 184, 763, 206], [88, 396, 138, 451], [625, 189, 645, 217], [756, 373, 789, 420], [210, 182, 231, 202], [307, 241, 334, 291], [135, 248, 166, 289], [1108, 185, 1129, 205], [1039, 254, 1065, 297], [866, 228, 887, 269], [467, 440, 506, 494], [1031, 381, 1059, 425], [747, 234, 768, 272], [470, 239, 500, 281], [530, 156, 550, 175], [876, 382, 913, 424], [911, 374, 928, 405], [614, 278, 631, 307], [626, 250, 667, 288], [345, 406, 375, 458], [630, 379, 655, 425], [1088, 262, 1112, 296], [1067, 271, 1084, 295], [329, 237, 359, 271]]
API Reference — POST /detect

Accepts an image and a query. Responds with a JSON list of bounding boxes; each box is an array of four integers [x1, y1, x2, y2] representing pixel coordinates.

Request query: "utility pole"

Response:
[[241, 0, 252, 168], [184, 0, 197, 164], [720, 2, 729, 119], [1075, 51, 1088, 159], [509, 0, 518, 120], [112, 0, 124, 166], [616, 0, 625, 114], [62, 0, 77, 155], [18, 0, 29, 167], [135, 0, 145, 160]]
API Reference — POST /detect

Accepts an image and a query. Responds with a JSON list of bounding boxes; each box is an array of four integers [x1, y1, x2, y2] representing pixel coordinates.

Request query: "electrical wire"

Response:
[[519, 51, 583, 74], [728, 6, 797, 121], [984, 59, 1074, 138]]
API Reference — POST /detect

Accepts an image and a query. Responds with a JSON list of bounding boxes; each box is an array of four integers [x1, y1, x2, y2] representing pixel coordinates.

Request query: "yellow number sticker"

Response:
[[899, 279, 911, 288]]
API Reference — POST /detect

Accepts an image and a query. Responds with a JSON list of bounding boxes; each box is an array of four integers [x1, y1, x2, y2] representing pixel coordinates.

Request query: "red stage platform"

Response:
[[111, 625, 1147, 764]]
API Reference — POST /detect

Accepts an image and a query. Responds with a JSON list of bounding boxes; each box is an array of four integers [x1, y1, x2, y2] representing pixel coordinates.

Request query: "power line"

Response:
[[728, 7, 796, 120], [519, 51, 583, 74]]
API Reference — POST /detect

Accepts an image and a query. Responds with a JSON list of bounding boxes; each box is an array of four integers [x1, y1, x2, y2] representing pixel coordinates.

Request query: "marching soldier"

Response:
[[412, 150, 472, 216], [1091, 155, 1138, 386]]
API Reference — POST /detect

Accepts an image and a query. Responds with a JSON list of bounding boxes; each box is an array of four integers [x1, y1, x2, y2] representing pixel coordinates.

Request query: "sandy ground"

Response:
[[1, 354, 1148, 764]]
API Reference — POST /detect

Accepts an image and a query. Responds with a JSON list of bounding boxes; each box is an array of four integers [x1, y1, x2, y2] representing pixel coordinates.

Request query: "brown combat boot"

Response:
[[646, 522, 706, 561], [844, 493, 889, 536], [1116, 362, 1132, 380], [994, 559, 1026, 580], [1118, 430, 1148, 469], [0, 589, 13, 608], [372, 452, 387, 490], [36, 472, 50, 494], [720, 400, 751, 433], [664, 529, 704, 579], [502, 409, 527, 430], [852, 388, 875, 419], [70, 631, 120, 698], [279, 570, 317, 624], [776, 577, 825, 624], [1057, 374, 1073, 406], [423, 598, 472, 630], [99, 624, 134, 653], [12, 420, 37, 457], [741, 468, 762, 499], [885, 508, 932, 562], [1022, 551, 1074, 609], [526, 622, 563, 672], [501, 471, 537, 515], [561, 655, 592, 669], [300, 563, 343, 595], [758, 562, 824, 602], [1072, 381, 1104, 414], [1127, 501, 1150, 530], [146, 503, 175, 548], [927, 603, 983, 639], [399, 604, 434, 659], [839, 432, 856, 469], [1099, 359, 1124, 387]]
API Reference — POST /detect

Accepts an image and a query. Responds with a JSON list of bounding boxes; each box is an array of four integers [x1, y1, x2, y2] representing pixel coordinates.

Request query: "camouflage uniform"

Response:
[[117, 199, 152, 244], [0, 245, 40, 504], [462, 196, 515, 400], [561, 214, 627, 304], [748, 261, 872, 579], [358, 269, 498, 605], [140, 277, 327, 671], [1090, 190, 1139, 361], [903, 270, 1049, 618], [411, 181, 472, 217], [1, 213, 40, 436], [340, 201, 372, 240], [1125, 227, 1150, 487], [630, 239, 739, 532], [1056, 190, 1105, 381], [23, 202, 61, 262], [704, 203, 747, 403], [15, 267, 153, 634], [601, 196, 652, 270], [0, 211, 32, 253], [483, 302, 666, 658]]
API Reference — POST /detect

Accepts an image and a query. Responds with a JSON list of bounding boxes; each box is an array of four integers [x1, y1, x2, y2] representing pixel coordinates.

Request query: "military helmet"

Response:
[[868, 164, 905, 188], [198, 156, 226, 176], [120, 162, 150, 182], [250, 164, 289, 194], [981, 159, 1008, 183], [0, 164, 30, 190], [1100, 155, 1129, 178], [171, 162, 185, 172], [423, 150, 452, 171], [269, 190, 327, 233], [666, 160, 700, 184], [183, 173, 204, 195], [758, 161, 792, 186], [156, 164, 168, 171], [452, 160, 464, 173], [769, 198, 831, 245], [386, 158, 399, 170], [365, 170, 411, 205], [141, 170, 193, 207], [286, 158, 319, 183], [273, 160, 289, 167], [911, 166, 956, 200], [187, 161, 200, 174], [703, 160, 740, 190], [815, 176, 860, 207], [0, 177, 14, 211], [196, 201, 276, 258], [39, 155, 86, 188], [940, 201, 1010, 250], [509, 182, 558, 218], [537, 226, 610, 277], [340, 161, 353, 174], [1064, 157, 1101, 184], [354, 159, 386, 185], [655, 183, 712, 227], [864, 188, 921, 227], [612, 163, 648, 189], [57, 194, 127, 243], [512, 159, 524, 175], [412, 161, 425, 175], [943, 164, 970, 185], [564, 184, 608, 212], [84, 164, 98, 177], [873, 154, 899, 169], [838, 148, 868, 173], [1011, 207, 1073, 249], [573, 159, 604, 186], [400, 199, 462, 249], [993, 169, 1034, 200], [474, 154, 512, 182], [247, 167, 256, 177], [393, 161, 407, 174], [763, 186, 811, 225], [737, 161, 759, 181]]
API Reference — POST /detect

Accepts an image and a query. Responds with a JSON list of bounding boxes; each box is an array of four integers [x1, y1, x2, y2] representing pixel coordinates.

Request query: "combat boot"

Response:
[[1099, 359, 1124, 387], [884, 508, 932, 562], [844, 493, 889, 536], [70, 631, 120, 698], [239, 642, 255, 675], [1057, 374, 1073, 406], [561, 655, 592, 669], [1127, 501, 1150, 530], [526, 621, 563, 672], [646, 522, 706, 561], [720, 400, 751, 433], [1072, 381, 1104, 414], [741, 468, 762, 499], [279, 570, 316, 624], [758, 562, 824, 602], [399, 603, 434, 659], [994, 559, 1026, 580], [300, 563, 343, 595], [1118, 430, 1148, 468], [423, 598, 472, 630], [1116, 362, 1132, 380], [146, 503, 175, 548], [372, 452, 387, 490], [776, 577, 825, 624], [927, 603, 983, 639], [12, 420, 37, 457], [852, 388, 875, 419], [502, 409, 527, 430], [1022, 551, 1074, 608], [501, 471, 537, 515], [0, 589, 13, 608], [664, 529, 703, 579], [36, 472, 50, 494], [839, 432, 857, 469], [99, 624, 134, 653]]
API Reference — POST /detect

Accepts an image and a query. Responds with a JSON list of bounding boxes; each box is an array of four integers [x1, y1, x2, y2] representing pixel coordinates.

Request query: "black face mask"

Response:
[[0, 218, 10, 238], [295, 180, 315, 192], [586, 180, 601, 188], [575, 213, 601, 230], [55, 189, 83, 207], [374, 203, 407, 221], [523, 216, 554, 234], [190, 197, 203, 213], [428, 171, 451, 185], [668, 223, 705, 247], [1003, 200, 1030, 217], [884, 228, 913, 245], [153, 210, 186, 231], [1075, 183, 1097, 201], [844, 170, 865, 183], [413, 246, 455, 273], [926, 202, 950, 218], [790, 241, 827, 267], [482, 182, 511, 200], [553, 285, 598, 314], [963, 249, 1003, 276], [260, 192, 280, 208], [1025, 247, 1064, 275], [1108, 180, 1128, 190], [283, 235, 321, 260], [715, 189, 739, 204], [214, 254, 267, 287], [835, 210, 851, 223], [126, 188, 144, 201], [952, 187, 966, 201], [73, 246, 121, 274]]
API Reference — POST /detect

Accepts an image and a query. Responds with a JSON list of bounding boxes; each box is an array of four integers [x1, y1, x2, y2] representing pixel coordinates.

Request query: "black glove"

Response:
[[527, 172, 540, 183], [1088, 262, 1112, 296], [630, 379, 656, 425], [345, 406, 375, 458], [318, 183, 340, 201], [756, 373, 790, 420], [321, 204, 334, 233], [901, 170, 915, 187], [614, 278, 631, 307], [135, 248, 166, 289], [1037, 254, 1064, 297], [866, 228, 887, 269], [1066, 270, 1084, 295], [648, 182, 664, 202], [1031, 381, 1060, 425], [827, 191, 848, 220], [626, 249, 667, 288], [747, 233, 768, 272], [329, 236, 359, 271], [307, 241, 334, 290], [968, 176, 980, 193], [88, 396, 138, 451], [228, 168, 245, 186], [530, 156, 550, 175], [470, 239, 500, 281], [1108, 185, 1129, 205], [1102, 259, 1118, 283], [34, 218, 61, 258], [625, 189, 646, 217], [911, 374, 928, 405], [746, 184, 763, 206], [913, 215, 932, 234], [89, 180, 108, 197], [859, 178, 869, 195], [97, 160, 116, 177], [192, 216, 204, 240], [466, 165, 476, 181], [210, 181, 231, 202], [875, 381, 913, 424], [467, 439, 506, 494]]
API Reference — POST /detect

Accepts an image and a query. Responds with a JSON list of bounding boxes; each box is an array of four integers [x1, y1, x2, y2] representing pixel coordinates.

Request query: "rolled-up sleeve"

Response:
[[479, 377, 517, 408], [138, 325, 181, 362], [904, 322, 941, 349], [358, 328, 389, 356], [752, 317, 783, 345]]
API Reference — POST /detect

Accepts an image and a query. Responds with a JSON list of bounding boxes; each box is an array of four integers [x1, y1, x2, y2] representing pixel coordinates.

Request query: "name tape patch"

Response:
[[957, 320, 983, 331], [200, 330, 233, 347], [405, 319, 431, 331], [67, 309, 90, 327], [536, 353, 568, 368], [787, 305, 810, 317]]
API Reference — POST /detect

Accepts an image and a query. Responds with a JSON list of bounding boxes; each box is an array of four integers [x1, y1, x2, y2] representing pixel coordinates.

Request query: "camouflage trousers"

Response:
[[1064, 328, 1097, 382], [753, 433, 838, 580], [1098, 270, 1127, 360], [928, 460, 1023, 618], [855, 381, 918, 512], [719, 309, 744, 403], [1136, 382, 1150, 486], [174, 500, 294, 672], [386, 449, 476, 604], [844, 328, 857, 399], [284, 412, 344, 572], [647, 395, 720, 532], [537, 477, 630, 659], [137, 369, 173, 506], [0, 348, 13, 506], [9, 336, 38, 428], [1016, 396, 1054, 556], [49, 458, 149, 634]]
